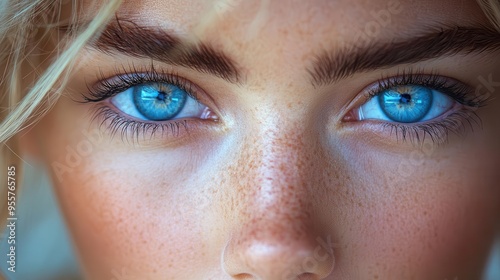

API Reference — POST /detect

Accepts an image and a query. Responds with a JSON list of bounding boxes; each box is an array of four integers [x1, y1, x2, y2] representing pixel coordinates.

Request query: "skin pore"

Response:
[[19, 0, 500, 279]]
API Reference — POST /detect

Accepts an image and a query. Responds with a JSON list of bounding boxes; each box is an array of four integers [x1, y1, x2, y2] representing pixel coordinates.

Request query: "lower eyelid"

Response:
[[89, 105, 190, 141], [344, 106, 481, 146]]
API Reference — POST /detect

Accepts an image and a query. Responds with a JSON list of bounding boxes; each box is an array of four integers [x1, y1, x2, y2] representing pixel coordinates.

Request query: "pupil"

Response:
[[157, 92, 167, 102], [377, 86, 433, 123], [400, 93, 412, 104]]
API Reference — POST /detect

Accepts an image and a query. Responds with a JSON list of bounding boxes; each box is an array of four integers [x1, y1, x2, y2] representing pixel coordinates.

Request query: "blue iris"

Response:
[[133, 83, 187, 121], [378, 85, 433, 123]]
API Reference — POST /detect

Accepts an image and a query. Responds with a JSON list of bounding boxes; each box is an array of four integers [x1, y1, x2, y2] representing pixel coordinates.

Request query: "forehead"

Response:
[[79, 0, 488, 36]]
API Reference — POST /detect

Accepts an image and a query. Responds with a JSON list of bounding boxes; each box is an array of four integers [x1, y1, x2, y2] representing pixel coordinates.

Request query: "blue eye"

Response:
[[133, 83, 187, 120], [111, 82, 209, 121], [359, 85, 454, 123]]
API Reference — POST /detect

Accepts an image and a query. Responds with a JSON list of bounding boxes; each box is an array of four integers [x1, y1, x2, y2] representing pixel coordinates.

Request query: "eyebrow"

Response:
[[88, 17, 241, 83], [309, 26, 500, 87]]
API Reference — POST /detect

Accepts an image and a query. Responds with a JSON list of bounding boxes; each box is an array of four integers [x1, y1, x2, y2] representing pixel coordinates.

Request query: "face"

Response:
[[23, 0, 500, 279]]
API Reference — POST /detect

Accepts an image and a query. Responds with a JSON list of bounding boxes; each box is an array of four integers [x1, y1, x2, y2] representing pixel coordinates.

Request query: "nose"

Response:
[[223, 227, 335, 280], [220, 126, 336, 280]]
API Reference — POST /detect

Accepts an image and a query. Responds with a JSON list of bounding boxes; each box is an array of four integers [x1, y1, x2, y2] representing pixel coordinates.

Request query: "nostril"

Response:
[[229, 270, 325, 280], [297, 272, 318, 280], [232, 273, 255, 280], [223, 237, 336, 280], [297, 272, 323, 280]]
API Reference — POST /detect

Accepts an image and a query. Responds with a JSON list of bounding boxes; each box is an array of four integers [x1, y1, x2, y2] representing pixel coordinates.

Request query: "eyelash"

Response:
[[83, 65, 198, 102], [360, 70, 491, 144], [82, 65, 204, 141], [82, 66, 491, 145]]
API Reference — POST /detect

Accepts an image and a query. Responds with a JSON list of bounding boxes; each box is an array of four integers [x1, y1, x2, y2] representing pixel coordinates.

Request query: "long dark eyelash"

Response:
[[381, 110, 482, 145], [363, 70, 490, 145], [90, 106, 188, 142], [81, 63, 198, 103], [366, 70, 490, 108]]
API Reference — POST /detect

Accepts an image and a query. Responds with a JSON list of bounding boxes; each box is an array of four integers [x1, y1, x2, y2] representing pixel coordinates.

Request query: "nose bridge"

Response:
[[220, 119, 335, 279], [221, 118, 323, 240], [240, 120, 319, 212]]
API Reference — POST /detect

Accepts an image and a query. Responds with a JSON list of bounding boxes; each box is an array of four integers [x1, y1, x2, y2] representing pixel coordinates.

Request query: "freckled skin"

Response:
[[20, 0, 500, 279]]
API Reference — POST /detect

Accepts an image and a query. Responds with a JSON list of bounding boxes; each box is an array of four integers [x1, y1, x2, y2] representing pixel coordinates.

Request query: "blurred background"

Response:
[[0, 163, 80, 280]]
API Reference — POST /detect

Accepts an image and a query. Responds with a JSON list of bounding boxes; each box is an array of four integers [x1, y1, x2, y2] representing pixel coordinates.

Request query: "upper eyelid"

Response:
[[362, 73, 482, 107], [83, 67, 201, 103]]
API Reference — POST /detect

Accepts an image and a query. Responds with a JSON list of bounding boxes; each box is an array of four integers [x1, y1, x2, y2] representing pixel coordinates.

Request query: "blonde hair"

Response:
[[0, 0, 499, 277], [0, 0, 121, 236], [478, 0, 500, 30]]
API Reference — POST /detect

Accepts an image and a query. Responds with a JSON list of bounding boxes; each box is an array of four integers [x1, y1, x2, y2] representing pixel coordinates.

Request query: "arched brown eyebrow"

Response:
[[88, 17, 242, 84], [88, 19, 500, 88], [309, 26, 500, 87]]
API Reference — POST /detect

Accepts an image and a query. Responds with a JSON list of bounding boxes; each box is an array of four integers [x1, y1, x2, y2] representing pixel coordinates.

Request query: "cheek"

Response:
[[354, 184, 497, 277], [336, 139, 500, 278], [34, 102, 218, 278], [44, 149, 215, 278]]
